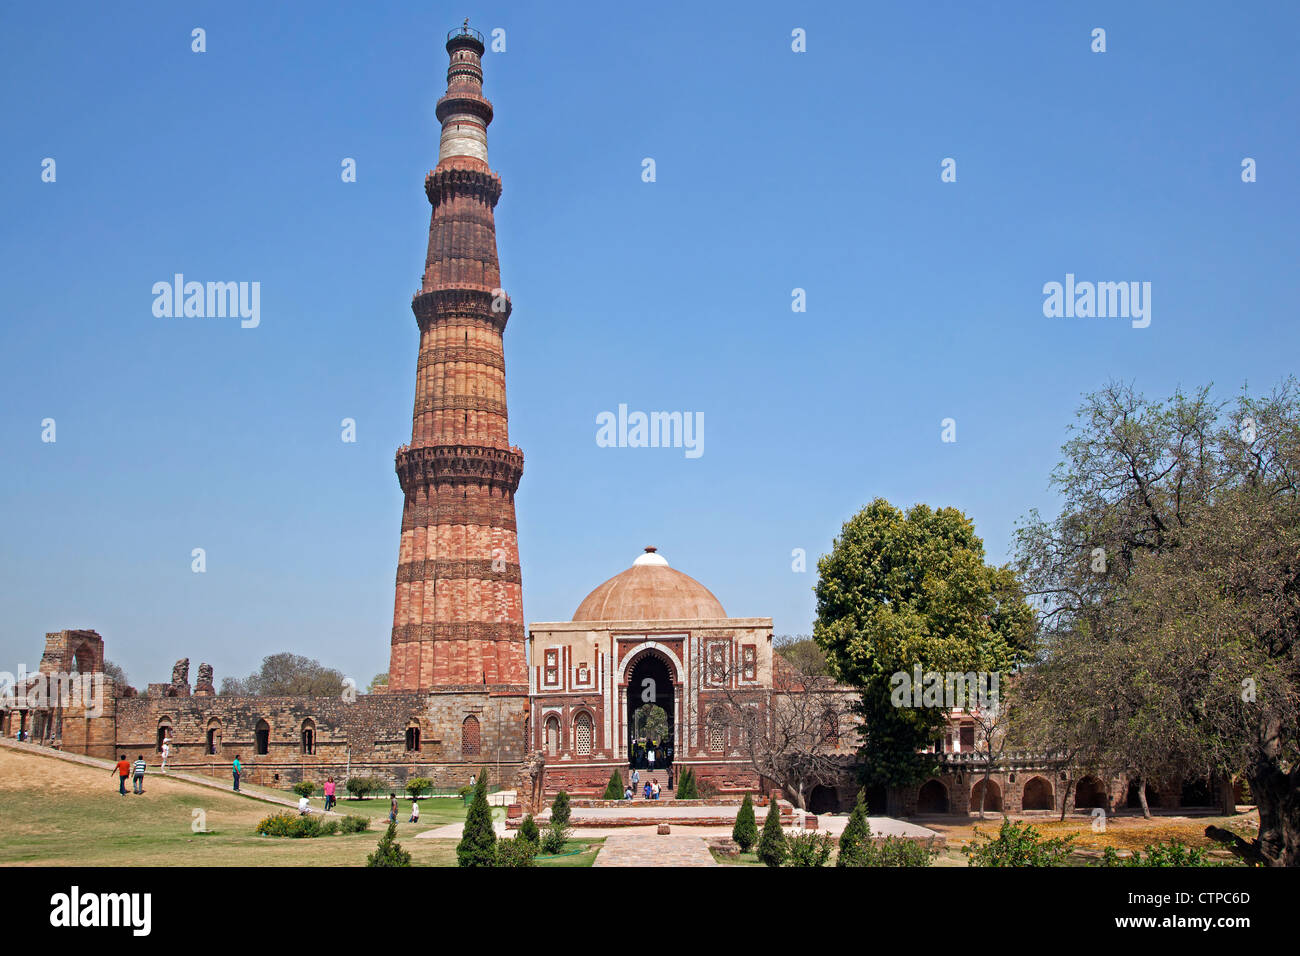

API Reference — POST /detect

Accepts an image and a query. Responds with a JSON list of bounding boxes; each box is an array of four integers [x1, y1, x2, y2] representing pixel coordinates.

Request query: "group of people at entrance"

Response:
[[622, 767, 665, 800], [628, 740, 672, 770]]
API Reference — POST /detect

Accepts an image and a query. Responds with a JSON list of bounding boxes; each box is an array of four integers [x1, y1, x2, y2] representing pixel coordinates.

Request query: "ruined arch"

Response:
[[156, 718, 173, 752], [916, 779, 949, 814], [1022, 775, 1054, 811], [300, 718, 316, 755], [255, 718, 270, 756], [1075, 776, 1108, 809], [971, 778, 1002, 813], [808, 785, 840, 814]]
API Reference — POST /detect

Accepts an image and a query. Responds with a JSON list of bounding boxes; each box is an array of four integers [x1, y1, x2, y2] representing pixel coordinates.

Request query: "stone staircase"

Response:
[[626, 769, 674, 799]]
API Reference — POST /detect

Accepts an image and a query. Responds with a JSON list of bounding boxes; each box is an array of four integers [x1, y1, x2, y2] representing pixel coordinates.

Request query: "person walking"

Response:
[[647, 747, 656, 771], [409, 800, 420, 823], [651, 780, 660, 800], [388, 793, 398, 824], [643, 781, 652, 800], [631, 768, 640, 790], [232, 755, 242, 792], [323, 777, 335, 812], [132, 754, 146, 794], [113, 754, 131, 795], [160, 737, 171, 772]]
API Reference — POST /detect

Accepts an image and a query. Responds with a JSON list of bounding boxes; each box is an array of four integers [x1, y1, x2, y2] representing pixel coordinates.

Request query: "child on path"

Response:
[[409, 801, 420, 823]]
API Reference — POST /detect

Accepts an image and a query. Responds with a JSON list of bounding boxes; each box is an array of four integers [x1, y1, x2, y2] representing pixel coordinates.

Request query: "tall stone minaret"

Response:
[[389, 24, 526, 691]]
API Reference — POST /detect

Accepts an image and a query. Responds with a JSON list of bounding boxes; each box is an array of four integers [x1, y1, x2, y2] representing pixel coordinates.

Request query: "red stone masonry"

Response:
[[389, 28, 526, 690]]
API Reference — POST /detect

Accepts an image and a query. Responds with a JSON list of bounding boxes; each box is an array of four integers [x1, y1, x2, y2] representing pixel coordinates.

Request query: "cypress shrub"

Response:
[[675, 767, 698, 799], [551, 790, 571, 827], [732, 793, 758, 851], [757, 798, 788, 867], [837, 790, 872, 867], [602, 769, 624, 800], [518, 813, 540, 845], [366, 821, 412, 867], [456, 768, 497, 867]]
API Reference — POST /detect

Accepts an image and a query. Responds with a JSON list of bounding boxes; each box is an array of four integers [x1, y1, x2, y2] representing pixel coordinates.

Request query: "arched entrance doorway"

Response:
[[626, 650, 674, 770], [808, 785, 840, 814], [1022, 776, 1054, 811], [1075, 776, 1108, 809], [916, 779, 949, 814], [971, 779, 1002, 813]]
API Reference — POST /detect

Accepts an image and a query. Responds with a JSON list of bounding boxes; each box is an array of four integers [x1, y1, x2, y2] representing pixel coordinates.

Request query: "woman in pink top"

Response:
[[323, 777, 336, 811]]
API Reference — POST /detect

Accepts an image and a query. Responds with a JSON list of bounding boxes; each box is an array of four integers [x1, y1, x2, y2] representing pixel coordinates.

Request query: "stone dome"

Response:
[[572, 548, 727, 622]]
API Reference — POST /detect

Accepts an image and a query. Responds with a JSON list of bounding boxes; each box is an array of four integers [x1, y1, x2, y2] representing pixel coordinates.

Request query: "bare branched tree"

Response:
[[711, 656, 857, 810]]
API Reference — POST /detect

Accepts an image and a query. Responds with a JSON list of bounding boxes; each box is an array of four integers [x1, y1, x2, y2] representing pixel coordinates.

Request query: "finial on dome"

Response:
[[633, 546, 668, 567]]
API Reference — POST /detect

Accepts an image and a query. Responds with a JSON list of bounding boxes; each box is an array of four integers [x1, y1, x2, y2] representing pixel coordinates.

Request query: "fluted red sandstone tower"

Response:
[[389, 25, 526, 691]]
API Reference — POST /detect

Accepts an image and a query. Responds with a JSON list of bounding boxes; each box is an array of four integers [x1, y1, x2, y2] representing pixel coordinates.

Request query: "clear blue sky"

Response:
[[2, 1, 1297, 688]]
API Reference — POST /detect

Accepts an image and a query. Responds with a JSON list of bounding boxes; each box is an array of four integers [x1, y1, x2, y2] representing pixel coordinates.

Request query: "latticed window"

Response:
[[545, 715, 560, 755], [708, 710, 727, 752], [544, 649, 558, 685], [462, 715, 481, 756], [574, 711, 593, 755], [821, 711, 839, 747], [742, 645, 756, 681]]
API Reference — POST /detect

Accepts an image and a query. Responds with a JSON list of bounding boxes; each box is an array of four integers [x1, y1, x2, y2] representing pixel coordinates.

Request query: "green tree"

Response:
[[367, 672, 389, 693], [456, 769, 496, 867], [602, 769, 625, 799], [836, 791, 871, 867], [405, 777, 432, 801], [292, 781, 316, 798], [1013, 380, 1300, 865], [366, 821, 411, 867], [732, 793, 758, 852], [633, 703, 669, 743], [814, 499, 1035, 789], [756, 799, 787, 867], [518, 814, 540, 845], [773, 635, 828, 677]]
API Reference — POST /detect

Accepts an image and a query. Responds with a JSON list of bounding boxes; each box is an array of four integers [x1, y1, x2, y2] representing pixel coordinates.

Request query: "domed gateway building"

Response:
[[526, 548, 777, 795]]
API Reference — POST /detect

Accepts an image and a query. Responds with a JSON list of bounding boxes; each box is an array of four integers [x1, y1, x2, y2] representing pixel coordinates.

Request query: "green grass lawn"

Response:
[[0, 749, 592, 866]]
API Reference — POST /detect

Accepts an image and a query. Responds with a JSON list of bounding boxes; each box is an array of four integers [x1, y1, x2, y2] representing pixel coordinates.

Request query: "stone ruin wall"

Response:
[[113, 685, 529, 791]]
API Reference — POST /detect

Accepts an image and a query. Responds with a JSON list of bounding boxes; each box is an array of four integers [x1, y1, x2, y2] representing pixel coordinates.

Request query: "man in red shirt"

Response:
[[113, 754, 131, 795]]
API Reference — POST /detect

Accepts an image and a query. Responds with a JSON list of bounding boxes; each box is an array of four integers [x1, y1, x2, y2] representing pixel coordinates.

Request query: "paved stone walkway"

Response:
[[592, 832, 718, 867]]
